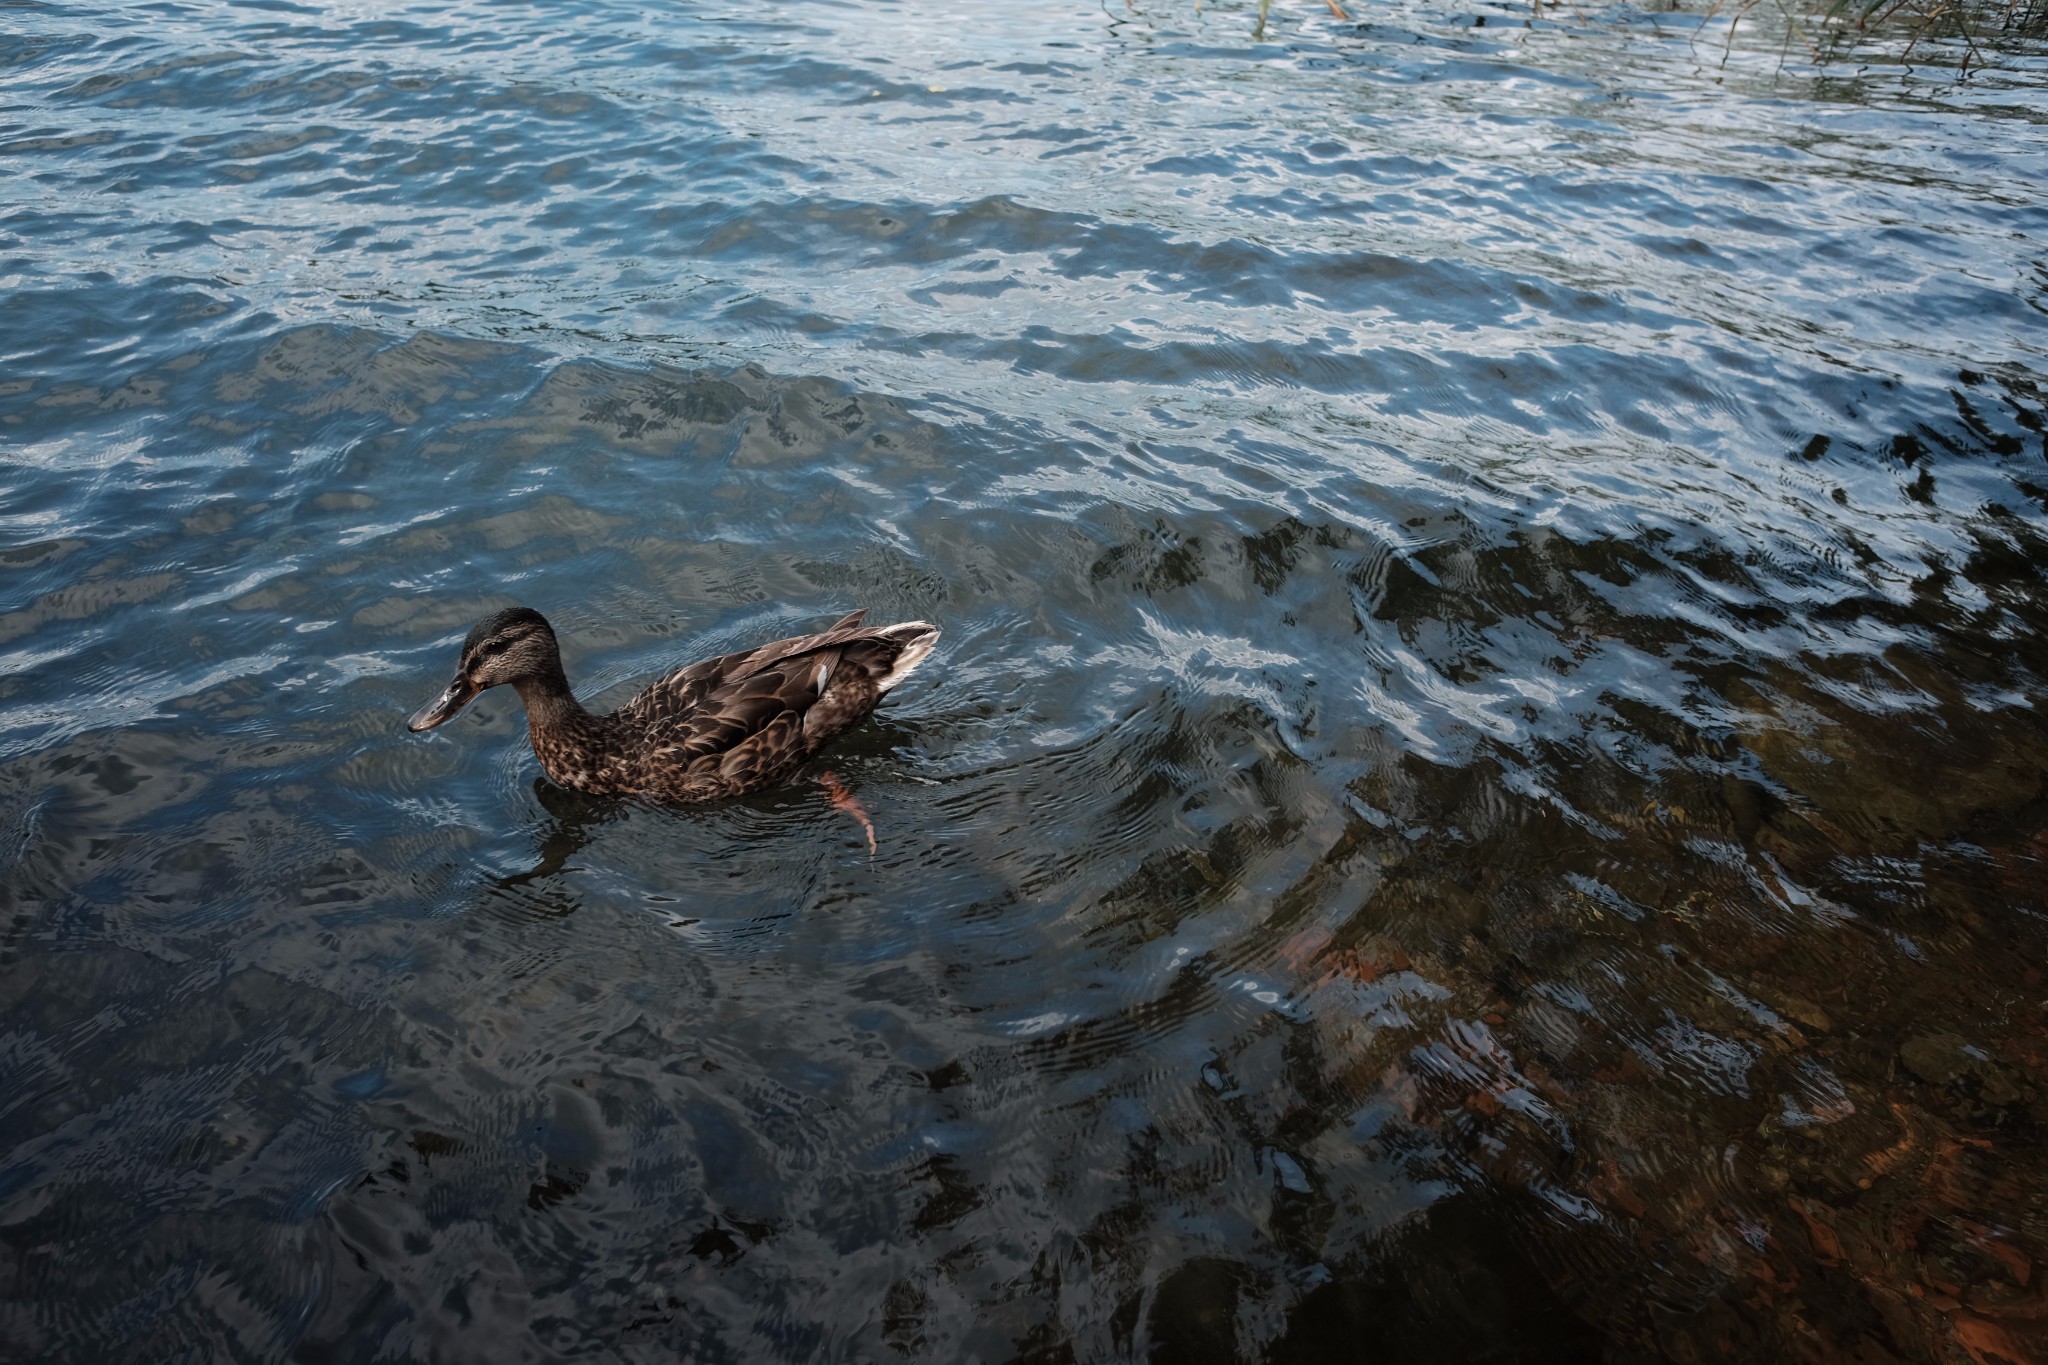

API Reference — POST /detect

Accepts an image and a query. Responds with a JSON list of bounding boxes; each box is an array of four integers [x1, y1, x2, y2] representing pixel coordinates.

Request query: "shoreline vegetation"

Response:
[[1227, 0, 2048, 72], [1700, 0, 2048, 75]]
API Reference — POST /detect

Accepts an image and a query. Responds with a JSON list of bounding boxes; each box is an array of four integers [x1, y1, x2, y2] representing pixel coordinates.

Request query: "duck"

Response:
[[407, 606, 939, 805]]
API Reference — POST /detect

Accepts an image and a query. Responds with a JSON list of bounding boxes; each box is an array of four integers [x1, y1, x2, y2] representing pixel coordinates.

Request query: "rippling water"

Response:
[[4, 0, 2047, 1359]]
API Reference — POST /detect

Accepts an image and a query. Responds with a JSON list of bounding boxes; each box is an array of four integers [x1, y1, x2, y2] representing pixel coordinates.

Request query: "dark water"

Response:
[[5, 0, 2048, 1360]]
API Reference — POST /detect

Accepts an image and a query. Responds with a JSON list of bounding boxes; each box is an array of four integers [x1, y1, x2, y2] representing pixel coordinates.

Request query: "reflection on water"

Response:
[[3, 0, 2046, 1360]]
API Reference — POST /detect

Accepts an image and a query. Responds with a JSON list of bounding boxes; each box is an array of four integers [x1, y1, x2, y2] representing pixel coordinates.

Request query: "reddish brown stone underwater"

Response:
[[1241, 648, 2048, 1363]]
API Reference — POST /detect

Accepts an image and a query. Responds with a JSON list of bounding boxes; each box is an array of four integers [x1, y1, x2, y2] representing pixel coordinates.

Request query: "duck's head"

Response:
[[407, 606, 561, 732]]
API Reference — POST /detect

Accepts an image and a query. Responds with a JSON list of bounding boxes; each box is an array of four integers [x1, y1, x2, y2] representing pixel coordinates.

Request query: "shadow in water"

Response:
[[1262, 1194, 1607, 1365], [496, 779, 623, 895]]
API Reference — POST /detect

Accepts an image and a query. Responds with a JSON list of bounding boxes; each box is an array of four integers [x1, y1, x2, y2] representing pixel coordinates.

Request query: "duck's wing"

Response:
[[615, 616, 861, 721], [635, 647, 837, 775], [616, 613, 929, 774]]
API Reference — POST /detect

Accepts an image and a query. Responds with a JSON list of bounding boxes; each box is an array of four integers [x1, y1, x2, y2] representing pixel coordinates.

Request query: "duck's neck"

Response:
[[512, 663, 591, 732], [512, 654, 598, 732], [513, 667, 621, 791]]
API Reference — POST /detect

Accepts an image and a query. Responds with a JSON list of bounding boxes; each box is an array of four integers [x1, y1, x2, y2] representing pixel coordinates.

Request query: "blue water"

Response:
[[4, 0, 2047, 1359]]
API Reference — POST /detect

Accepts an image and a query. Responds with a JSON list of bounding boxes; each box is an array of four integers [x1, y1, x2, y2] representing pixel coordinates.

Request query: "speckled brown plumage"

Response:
[[407, 606, 939, 801]]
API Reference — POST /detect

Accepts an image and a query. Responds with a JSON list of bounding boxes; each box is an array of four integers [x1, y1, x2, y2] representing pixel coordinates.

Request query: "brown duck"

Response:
[[407, 606, 939, 807]]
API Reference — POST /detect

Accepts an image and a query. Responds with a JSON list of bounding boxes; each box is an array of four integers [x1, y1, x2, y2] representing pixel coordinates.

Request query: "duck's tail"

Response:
[[873, 621, 940, 692]]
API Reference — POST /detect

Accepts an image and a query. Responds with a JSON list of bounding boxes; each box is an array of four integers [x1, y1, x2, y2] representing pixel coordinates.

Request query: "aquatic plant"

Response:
[[1231, 0, 2047, 71], [1697, 0, 2048, 74]]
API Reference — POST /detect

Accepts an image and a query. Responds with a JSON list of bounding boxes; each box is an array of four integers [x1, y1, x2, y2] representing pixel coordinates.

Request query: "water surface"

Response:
[[4, 0, 2047, 1360]]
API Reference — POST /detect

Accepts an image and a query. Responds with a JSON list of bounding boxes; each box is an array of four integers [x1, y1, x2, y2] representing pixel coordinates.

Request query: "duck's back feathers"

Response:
[[608, 615, 940, 800]]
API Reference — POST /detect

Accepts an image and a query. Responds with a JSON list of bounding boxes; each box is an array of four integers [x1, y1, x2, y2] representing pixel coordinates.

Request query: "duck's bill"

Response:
[[408, 676, 477, 732]]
